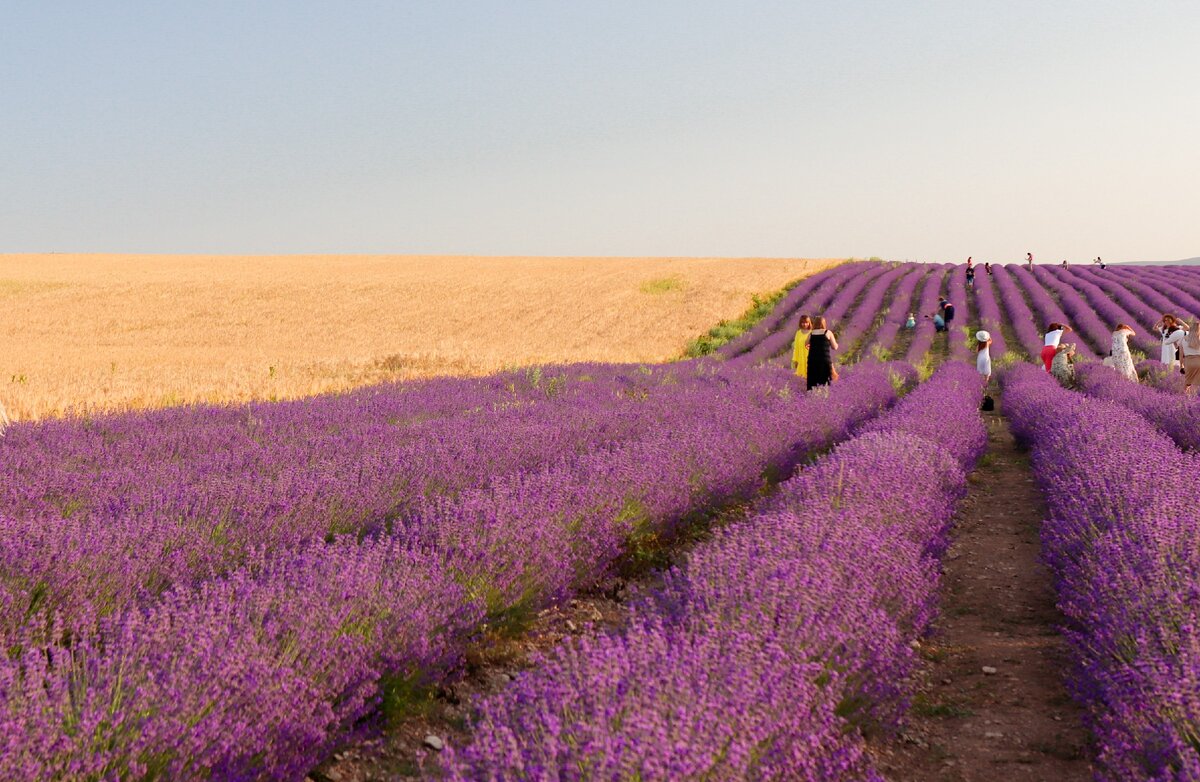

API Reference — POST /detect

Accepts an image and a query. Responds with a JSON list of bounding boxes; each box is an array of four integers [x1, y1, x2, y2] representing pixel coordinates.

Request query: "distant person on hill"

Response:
[[975, 330, 993, 384], [1062, 259, 1069, 267], [1182, 318, 1200, 394], [965, 265, 976, 289], [1041, 323, 1074, 371], [1026, 252, 1034, 270], [791, 315, 813, 379], [966, 256, 974, 269], [1051, 343, 1077, 387], [804, 317, 838, 390], [1102, 324, 1138, 381], [905, 312, 917, 329], [1154, 314, 1188, 371], [1094, 256, 1106, 270], [984, 261, 993, 275]]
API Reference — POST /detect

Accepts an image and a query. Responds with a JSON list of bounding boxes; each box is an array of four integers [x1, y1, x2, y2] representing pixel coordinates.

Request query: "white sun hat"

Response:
[[975, 330, 991, 341]]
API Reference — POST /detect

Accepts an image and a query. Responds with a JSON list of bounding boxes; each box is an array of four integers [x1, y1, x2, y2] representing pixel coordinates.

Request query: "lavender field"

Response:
[[4, 261, 1200, 781]]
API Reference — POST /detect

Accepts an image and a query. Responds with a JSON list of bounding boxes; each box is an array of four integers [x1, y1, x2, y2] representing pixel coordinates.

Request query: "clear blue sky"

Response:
[[3, 1, 1196, 261]]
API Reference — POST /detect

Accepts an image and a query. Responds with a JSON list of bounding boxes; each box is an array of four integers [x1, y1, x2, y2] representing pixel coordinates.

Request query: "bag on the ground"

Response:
[[981, 395, 995, 411]]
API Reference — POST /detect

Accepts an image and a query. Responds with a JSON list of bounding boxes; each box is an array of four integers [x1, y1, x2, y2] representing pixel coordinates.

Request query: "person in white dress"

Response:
[[1154, 314, 1188, 370], [975, 330, 993, 383], [1102, 324, 1138, 381]]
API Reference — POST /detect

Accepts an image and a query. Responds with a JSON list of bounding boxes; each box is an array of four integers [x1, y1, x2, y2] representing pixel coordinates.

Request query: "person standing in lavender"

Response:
[[975, 330, 993, 384], [791, 315, 813, 379], [805, 317, 838, 390], [965, 264, 976, 289], [1154, 314, 1187, 371], [1026, 251, 1034, 269], [1103, 324, 1138, 381], [1041, 323, 1073, 371], [1183, 319, 1200, 394]]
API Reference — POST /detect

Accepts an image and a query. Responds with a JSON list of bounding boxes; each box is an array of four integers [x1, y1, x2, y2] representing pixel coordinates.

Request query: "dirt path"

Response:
[[876, 401, 1092, 781]]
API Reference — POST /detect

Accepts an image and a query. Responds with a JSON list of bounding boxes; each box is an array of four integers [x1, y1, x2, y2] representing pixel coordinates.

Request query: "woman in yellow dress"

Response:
[[791, 315, 813, 378]]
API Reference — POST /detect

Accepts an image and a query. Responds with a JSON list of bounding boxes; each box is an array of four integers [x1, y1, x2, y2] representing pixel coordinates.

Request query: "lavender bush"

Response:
[[2, 362, 777, 641], [1051, 266, 1156, 354], [944, 264, 974, 362], [732, 263, 892, 368], [1070, 266, 1162, 339], [0, 363, 911, 779], [990, 264, 1042, 359], [837, 263, 909, 357], [904, 264, 950, 367], [1136, 359, 1187, 393], [1031, 266, 1112, 357], [722, 263, 876, 364], [1133, 266, 1200, 309], [716, 261, 863, 359], [1074, 362, 1200, 451], [443, 363, 986, 780], [1099, 267, 1200, 323], [871, 265, 931, 356], [1002, 363, 1200, 779], [1007, 265, 1099, 360], [971, 266, 1008, 359]]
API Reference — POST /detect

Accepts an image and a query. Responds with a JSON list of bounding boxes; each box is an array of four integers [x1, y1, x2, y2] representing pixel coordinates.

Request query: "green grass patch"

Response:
[[683, 267, 841, 358], [378, 671, 438, 725], [639, 276, 686, 295], [912, 693, 974, 718]]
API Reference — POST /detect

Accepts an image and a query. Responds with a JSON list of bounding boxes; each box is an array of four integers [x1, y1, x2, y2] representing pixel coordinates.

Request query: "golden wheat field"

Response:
[[0, 254, 837, 420]]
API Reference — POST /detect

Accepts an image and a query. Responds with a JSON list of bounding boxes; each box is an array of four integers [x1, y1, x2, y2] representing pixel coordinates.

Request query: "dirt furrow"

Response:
[[877, 401, 1091, 781]]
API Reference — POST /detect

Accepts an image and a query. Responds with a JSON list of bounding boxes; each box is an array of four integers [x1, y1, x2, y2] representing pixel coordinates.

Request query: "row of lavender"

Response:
[[1003, 364, 1200, 779], [1074, 363, 1200, 450], [0, 363, 911, 779], [443, 363, 987, 780], [2, 362, 769, 642]]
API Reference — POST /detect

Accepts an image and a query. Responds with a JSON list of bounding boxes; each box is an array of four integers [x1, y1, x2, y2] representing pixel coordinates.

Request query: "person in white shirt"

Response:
[[1154, 314, 1188, 370], [1041, 323, 1073, 371]]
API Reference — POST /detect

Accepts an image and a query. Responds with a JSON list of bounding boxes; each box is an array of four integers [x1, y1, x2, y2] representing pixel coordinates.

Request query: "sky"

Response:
[[2, 1, 1197, 262]]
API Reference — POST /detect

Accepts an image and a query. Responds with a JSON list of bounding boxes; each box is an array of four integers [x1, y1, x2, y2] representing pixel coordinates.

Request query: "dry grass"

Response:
[[0, 254, 838, 420]]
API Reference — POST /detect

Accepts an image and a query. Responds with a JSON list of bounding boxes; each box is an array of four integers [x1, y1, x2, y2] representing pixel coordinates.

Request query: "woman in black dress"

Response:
[[805, 316, 839, 390]]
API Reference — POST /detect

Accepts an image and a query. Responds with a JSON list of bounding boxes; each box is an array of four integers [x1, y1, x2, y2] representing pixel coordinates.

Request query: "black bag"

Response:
[[981, 395, 995, 412]]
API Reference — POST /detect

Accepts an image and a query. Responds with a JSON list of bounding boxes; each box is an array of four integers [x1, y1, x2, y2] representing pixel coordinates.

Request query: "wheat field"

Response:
[[0, 254, 837, 420]]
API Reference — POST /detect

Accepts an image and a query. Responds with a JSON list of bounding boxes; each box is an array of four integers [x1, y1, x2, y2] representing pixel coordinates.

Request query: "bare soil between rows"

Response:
[[875, 400, 1092, 781]]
